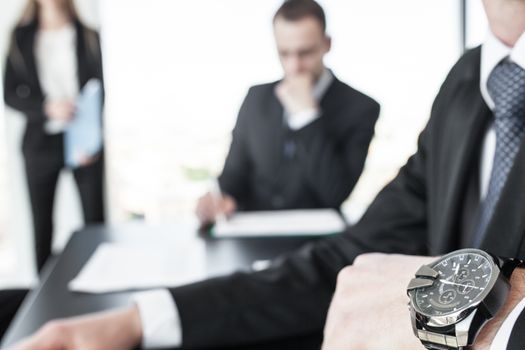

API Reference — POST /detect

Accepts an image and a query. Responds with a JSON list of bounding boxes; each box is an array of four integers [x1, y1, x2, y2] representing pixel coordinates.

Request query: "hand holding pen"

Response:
[[195, 179, 237, 226]]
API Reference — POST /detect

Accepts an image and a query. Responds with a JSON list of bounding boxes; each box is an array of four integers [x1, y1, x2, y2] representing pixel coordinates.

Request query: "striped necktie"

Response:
[[472, 59, 525, 247]]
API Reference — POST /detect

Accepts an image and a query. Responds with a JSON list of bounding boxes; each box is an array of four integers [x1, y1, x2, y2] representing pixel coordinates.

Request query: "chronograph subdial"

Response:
[[455, 268, 470, 282], [438, 289, 457, 305]]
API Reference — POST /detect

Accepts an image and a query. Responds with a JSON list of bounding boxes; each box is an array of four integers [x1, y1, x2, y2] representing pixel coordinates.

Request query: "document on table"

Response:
[[213, 209, 346, 237], [69, 240, 206, 294]]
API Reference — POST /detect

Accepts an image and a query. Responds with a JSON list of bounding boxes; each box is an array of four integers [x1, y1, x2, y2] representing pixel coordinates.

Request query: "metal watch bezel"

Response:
[[408, 248, 500, 328]]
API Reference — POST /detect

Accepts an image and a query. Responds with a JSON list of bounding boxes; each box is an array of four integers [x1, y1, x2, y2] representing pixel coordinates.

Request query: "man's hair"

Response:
[[273, 0, 326, 33]]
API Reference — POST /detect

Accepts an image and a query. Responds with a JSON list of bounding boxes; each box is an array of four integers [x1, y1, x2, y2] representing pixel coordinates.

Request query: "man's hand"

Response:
[[322, 253, 433, 350], [275, 74, 317, 115], [9, 306, 142, 350], [195, 192, 237, 225], [322, 253, 525, 350], [44, 100, 75, 122]]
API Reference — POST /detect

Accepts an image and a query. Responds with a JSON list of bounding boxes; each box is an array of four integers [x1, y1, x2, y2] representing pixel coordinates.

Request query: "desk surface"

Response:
[[1, 223, 321, 349]]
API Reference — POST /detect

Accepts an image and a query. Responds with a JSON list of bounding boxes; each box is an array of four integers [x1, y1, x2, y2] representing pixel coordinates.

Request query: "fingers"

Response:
[[10, 321, 67, 350], [77, 153, 97, 167], [196, 193, 215, 223], [44, 100, 76, 122], [274, 75, 316, 114], [64, 101, 76, 119], [221, 195, 237, 217], [60, 101, 75, 121], [196, 193, 237, 223]]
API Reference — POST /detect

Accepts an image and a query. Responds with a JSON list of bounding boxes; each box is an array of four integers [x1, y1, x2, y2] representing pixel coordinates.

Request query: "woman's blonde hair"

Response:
[[8, 0, 101, 74], [19, 0, 80, 26]]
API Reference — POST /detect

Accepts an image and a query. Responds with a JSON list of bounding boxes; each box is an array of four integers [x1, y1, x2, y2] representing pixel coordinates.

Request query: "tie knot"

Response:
[[487, 59, 525, 120]]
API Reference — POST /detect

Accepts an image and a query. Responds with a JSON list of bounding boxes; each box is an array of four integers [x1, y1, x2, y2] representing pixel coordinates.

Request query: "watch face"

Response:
[[413, 251, 494, 317]]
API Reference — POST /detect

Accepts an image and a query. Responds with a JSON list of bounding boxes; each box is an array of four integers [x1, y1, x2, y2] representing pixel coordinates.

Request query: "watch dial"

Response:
[[414, 252, 493, 316]]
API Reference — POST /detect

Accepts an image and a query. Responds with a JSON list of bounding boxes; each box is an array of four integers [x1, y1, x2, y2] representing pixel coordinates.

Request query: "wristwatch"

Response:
[[406, 248, 524, 349]]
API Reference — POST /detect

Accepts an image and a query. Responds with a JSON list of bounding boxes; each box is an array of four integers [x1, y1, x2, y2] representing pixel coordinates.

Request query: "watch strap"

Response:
[[498, 256, 525, 278], [417, 329, 462, 349], [421, 341, 460, 350]]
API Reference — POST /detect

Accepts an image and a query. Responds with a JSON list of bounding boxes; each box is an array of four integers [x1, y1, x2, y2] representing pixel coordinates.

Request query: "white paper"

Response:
[[213, 209, 346, 237], [69, 240, 206, 294]]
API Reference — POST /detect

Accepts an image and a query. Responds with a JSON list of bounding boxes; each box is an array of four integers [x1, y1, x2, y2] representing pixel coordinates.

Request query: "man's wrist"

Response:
[[472, 268, 525, 349], [127, 305, 144, 346], [509, 268, 525, 293]]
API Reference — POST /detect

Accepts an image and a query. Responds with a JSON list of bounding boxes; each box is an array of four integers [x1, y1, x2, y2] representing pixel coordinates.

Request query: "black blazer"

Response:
[[3, 19, 103, 165], [169, 47, 525, 349], [218, 77, 380, 211]]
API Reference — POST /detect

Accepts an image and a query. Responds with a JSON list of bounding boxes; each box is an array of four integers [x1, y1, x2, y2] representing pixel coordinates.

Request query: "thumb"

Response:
[[222, 196, 237, 216]]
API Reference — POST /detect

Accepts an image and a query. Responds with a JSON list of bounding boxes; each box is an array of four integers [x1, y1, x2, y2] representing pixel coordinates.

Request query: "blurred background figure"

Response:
[[3, 0, 104, 271], [0, 0, 467, 308], [195, 0, 380, 226]]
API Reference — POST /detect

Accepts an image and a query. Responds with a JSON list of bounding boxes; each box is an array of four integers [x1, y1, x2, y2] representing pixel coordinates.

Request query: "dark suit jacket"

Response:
[[3, 19, 103, 166], [218, 77, 380, 211], [170, 48, 525, 348]]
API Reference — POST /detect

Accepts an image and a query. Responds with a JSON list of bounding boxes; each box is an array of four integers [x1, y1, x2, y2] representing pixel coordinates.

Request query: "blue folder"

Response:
[[64, 79, 103, 168]]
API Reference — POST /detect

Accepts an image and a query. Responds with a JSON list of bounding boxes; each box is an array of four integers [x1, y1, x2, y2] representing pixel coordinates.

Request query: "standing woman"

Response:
[[3, 0, 105, 271]]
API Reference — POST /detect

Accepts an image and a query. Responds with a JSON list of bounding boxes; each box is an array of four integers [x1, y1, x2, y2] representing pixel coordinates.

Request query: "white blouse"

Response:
[[35, 24, 78, 133]]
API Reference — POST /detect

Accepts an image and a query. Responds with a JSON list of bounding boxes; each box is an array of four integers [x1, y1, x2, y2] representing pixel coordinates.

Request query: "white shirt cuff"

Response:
[[489, 296, 525, 350], [133, 289, 182, 348], [287, 108, 320, 130]]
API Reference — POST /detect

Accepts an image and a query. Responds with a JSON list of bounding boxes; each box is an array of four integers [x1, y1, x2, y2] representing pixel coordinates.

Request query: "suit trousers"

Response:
[[24, 155, 105, 271]]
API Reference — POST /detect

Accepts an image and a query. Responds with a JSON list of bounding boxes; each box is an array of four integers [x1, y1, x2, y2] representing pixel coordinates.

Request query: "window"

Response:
[[100, 0, 461, 223]]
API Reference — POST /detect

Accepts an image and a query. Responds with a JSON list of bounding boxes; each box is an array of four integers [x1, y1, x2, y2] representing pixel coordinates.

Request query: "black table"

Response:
[[1, 223, 324, 349]]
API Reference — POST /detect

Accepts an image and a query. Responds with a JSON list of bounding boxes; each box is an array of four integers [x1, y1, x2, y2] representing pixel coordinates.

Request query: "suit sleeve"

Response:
[[168, 110, 433, 348], [290, 98, 380, 208], [3, 49, 45, 124], [218, 89, 254, 207], [91, 31, 105, 105]]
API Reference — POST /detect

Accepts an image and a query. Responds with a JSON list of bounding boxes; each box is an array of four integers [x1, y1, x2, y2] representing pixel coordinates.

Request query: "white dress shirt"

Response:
[[134, 33, 525, 348], [481, 29, 525, 350], [35, 24, 78, 134], [133, 290, 182, 348]]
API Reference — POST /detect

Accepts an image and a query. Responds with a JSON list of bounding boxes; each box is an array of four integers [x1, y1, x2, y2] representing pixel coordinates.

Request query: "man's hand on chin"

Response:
[[275, 74, 317, 115], [9, 306, 142, 350]]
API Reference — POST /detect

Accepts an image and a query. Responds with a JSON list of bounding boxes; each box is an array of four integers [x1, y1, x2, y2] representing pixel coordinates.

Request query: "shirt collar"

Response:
[[481, 30, 525, 109], [313, 67, 334, 101]]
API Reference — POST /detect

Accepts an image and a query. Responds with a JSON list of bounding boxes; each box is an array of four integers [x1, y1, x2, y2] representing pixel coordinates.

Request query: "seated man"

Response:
[[196, 0, 380, 224], [7, 0, 525, 349]]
